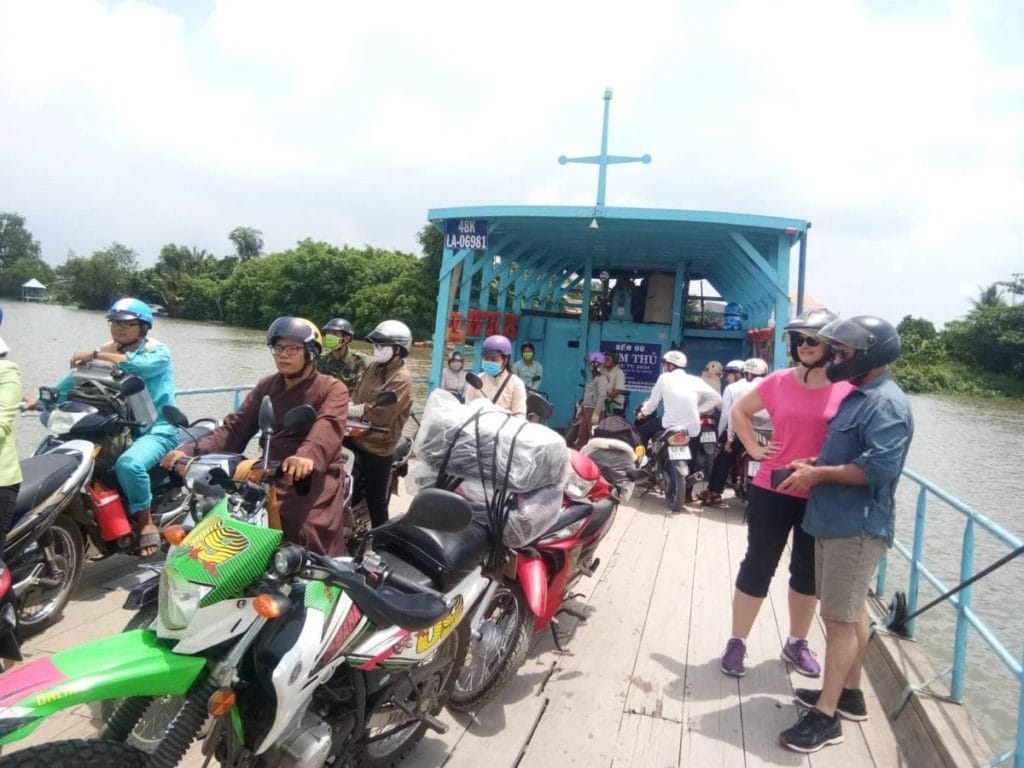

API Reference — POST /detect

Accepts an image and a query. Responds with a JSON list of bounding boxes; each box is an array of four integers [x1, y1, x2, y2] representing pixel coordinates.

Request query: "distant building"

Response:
[[21, 278, 48, 302]]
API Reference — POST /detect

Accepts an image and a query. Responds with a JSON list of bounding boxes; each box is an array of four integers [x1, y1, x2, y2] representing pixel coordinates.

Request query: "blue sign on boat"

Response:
[[602, 341, 662, 390], [445, 219, 489, 251]]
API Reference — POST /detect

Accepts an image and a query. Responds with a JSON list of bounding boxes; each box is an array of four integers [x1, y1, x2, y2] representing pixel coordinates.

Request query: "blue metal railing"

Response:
[[875, 467, 1023, 768], [177, 385, 254, 411]]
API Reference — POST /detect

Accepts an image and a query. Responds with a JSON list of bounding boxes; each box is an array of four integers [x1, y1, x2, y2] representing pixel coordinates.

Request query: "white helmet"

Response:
[[366, 320, 413, 357], [725, 359, 745, 374], [743, 357, 769, 376], [662, 350, 687, 369]]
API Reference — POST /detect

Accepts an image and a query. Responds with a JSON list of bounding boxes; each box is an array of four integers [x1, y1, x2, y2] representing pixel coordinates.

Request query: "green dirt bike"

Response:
[[0, 399, 493, 768]]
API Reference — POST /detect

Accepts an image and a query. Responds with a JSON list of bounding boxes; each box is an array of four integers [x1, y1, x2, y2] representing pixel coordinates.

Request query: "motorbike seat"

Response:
[[392, 436, 412, 464], [13, 453, 81, 519], [373, 512, 491, 592]]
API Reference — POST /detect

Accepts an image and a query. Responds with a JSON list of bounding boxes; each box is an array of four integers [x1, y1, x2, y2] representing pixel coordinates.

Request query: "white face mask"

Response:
[[373, 345, 395, 364]]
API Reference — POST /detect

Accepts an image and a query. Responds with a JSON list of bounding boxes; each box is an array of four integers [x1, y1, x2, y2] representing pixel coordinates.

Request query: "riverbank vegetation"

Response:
[[2, 211, 1021, 398]]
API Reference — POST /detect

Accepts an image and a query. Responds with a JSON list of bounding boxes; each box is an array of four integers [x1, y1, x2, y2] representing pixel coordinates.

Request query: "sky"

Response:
[[1, 0, 1021, 326]]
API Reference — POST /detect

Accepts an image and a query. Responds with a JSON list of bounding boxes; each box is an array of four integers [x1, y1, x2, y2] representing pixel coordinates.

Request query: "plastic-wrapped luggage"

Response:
[[413, 389, 569, 494], [582, 437, 639, 501]]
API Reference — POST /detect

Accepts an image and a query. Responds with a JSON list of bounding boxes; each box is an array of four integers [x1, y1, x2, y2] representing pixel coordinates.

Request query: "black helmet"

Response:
[[267, 317, 323, 360], [322, 317, 354, 336], [784, 308, 837, 366], [820, 316, 901, 383]]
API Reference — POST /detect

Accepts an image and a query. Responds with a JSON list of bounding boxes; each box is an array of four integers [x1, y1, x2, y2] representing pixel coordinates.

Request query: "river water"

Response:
[[2, 302, 1022, 753]]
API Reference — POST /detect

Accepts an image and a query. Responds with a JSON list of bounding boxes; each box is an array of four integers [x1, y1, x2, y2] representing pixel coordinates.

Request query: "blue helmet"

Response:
[[106, 298, 154, 330]]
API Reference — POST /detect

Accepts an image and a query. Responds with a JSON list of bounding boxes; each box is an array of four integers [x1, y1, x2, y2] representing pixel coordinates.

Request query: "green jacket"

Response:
[[316, 349, 366, 392], [0, 359, 23, 487]]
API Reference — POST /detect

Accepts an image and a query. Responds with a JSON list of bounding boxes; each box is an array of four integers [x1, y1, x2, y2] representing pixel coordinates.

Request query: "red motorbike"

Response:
[[449, 449, 623, 711]]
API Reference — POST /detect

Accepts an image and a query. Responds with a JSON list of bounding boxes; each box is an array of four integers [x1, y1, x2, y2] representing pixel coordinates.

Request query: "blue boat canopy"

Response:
[[426, 92, 809, 428]]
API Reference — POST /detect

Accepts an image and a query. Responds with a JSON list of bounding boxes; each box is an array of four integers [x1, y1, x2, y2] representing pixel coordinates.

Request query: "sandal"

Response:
[[701, 492, 723, 505], [137, 529, 162, 558]]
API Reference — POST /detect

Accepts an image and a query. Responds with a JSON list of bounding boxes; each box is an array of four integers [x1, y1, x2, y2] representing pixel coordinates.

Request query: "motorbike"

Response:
[[0, 402, 492, 767], [636, 423, 705, 512], [734, 427, 774, 503], [690, 414, 719, 500], [448, 448, 630, 712], [32, 361, 218, 559]]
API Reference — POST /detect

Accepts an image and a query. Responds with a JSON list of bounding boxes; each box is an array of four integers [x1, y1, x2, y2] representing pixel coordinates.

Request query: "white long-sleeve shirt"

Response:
[[720, 377, 772, 440], [639, 369, 722, 437]]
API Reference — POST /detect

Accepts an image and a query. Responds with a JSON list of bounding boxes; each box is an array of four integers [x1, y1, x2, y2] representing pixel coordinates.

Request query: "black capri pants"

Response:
[[735, 484, 816, 598]]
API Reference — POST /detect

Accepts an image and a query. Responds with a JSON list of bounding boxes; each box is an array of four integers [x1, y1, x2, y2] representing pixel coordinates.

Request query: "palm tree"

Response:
[[229, 227, 264, 261], [971, 282, 1005, 309]]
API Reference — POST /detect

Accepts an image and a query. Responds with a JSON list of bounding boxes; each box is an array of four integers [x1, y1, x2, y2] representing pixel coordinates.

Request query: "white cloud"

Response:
[[0, 0, 1020, 323]]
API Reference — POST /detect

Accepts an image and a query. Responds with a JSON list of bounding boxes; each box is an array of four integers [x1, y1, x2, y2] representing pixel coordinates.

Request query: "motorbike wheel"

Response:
[[0, 738, 147, 767], [357, 620, 470, 767], [95, 605, 190, 754], [448, 581, 532, 712], [662, 465, 687, 512], [16, 516, 85, 636]]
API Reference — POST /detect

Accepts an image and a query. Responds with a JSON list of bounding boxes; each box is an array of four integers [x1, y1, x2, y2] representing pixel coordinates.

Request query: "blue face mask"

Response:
[[481, 360, 502, 377]]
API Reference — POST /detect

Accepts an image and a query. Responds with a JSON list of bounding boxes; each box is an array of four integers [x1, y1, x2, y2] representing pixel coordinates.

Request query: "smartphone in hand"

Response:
[[771, 468, 795, 489]]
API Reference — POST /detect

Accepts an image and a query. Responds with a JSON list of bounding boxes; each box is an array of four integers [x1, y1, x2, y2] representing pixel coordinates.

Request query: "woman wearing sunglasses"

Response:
[[719, 309, 855, 679]]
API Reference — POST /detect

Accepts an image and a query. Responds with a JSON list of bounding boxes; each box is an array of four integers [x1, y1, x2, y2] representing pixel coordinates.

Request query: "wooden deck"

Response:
[[3, 488, 908, 767]]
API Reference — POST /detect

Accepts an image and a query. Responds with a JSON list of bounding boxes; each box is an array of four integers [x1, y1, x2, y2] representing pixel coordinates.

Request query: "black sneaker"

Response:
[[779, 708, 843, 753], [794, 687, 868, 721]]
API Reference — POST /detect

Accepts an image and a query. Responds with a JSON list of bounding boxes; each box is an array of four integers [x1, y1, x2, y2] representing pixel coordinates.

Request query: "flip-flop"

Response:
[[137, 530, 162, 557]]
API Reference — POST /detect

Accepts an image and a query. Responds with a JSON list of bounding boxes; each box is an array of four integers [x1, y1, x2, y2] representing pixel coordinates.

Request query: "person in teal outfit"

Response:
[[30, 298, 178, 556]]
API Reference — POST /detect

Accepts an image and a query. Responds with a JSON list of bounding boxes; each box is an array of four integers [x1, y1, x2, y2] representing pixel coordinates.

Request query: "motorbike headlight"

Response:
[[45, 410, 87, 435], [159, 565, 212, 630]]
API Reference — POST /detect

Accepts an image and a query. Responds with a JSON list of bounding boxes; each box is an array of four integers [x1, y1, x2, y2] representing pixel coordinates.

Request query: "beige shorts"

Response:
[[815, 536, 888, 623]]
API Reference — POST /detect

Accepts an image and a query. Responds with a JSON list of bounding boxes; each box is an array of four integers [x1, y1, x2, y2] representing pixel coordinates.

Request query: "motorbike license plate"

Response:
[[747, 460, 760, 477], [700, 431, 717, 444], [668, 445, 691, 461]]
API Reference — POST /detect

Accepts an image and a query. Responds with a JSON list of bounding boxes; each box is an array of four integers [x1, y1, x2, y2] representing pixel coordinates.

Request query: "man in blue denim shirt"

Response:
[[774, 316, 913, 753]]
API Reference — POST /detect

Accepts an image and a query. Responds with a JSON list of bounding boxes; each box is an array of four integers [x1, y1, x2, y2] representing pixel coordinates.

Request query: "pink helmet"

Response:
[[482, 334, 512, 357], [586, 351, 604, 364]]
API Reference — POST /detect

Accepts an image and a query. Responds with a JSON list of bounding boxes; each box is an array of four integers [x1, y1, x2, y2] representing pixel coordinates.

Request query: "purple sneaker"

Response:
[[720, 638, 746, 677], [782, 638, 821, 678]]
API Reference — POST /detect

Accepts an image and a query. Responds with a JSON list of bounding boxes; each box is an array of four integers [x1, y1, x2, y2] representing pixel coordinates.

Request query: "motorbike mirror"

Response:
[[119, 376, 146, 397], [465, 372, 483, 391], [280, 404, 316, 435], [162, 405, 189, 428], [398, 488, 472, 532], [373, 390, 398, 407], [258, 395, 276, 435]]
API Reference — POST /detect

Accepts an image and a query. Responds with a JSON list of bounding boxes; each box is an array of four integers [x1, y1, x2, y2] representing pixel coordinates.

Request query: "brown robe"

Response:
[[181, 368, 348, 556]]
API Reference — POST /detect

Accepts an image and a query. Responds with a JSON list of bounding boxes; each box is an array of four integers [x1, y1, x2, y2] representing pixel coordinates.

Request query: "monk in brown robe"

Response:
[[162, 318, 348, 555]]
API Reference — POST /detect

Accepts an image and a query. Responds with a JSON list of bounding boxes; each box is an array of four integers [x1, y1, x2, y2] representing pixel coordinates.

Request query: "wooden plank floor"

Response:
[[1, 485, 906, 767]]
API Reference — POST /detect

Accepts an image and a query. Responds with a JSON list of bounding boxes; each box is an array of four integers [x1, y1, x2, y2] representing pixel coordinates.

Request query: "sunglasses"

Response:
[[794, 334, 822, 348]]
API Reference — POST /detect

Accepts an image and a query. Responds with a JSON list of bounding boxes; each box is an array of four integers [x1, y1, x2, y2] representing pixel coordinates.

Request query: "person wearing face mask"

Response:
[[346, 320, 415, 528], [464, 334, 527, 417], [511, 342, 543, 390], [162, 317, 348, 555], [317, 317, 366, 392], [442, 350, 468, 400], [573, 351, 610, 448]]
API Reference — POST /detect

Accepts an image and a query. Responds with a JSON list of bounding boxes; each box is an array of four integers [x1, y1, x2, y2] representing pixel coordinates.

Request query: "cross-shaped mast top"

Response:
[[558, 87, 651, 214]]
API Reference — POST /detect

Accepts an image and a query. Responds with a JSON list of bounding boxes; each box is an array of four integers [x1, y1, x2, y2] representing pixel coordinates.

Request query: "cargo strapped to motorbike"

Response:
[[412, 390, 568, 556], [67, 379, 133, 468]]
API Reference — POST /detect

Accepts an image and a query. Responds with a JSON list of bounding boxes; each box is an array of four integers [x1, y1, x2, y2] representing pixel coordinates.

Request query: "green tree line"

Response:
[[2, 210, 1021, 397], [891, 277, 1024, 398], [0, 212, 443, 340]]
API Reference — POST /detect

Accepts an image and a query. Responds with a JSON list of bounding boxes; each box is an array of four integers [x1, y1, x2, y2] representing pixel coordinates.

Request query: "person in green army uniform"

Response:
[[316, 318, 367, 392]]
